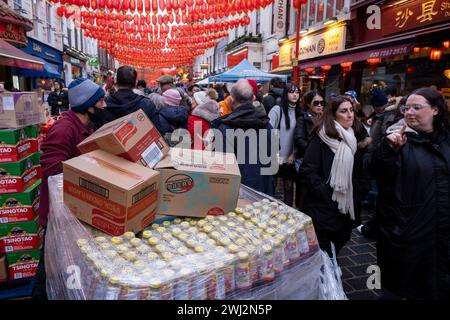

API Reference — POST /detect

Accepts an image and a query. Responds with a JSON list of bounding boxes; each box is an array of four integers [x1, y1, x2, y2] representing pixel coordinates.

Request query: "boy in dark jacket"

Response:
[[212, 80, 276, 195], [104, 65, 162, 132], [32, 78, 105, 300]]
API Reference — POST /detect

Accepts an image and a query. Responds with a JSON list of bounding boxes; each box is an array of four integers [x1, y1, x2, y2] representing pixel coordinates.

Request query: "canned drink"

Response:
[[95, 236, 107, 244], [156, 227, 166, 234], [224, 254, 236, 293], [209, 262, 226, 300], [110, 237, 122, 245], [243, 212, 252, 220], [234, 207, 244, 215], [129, 238, 142, 247], [275, 234, 290, 267], [147, 252, 159, 261], [142, 230, 153, 239], [180, 222, 190, 229], [305, 220, 319, 250], [261, 245, 275, 281], [235, 251, 251, 290], [148, 278, 163, 300], [272, 239, 284, 274], [77, 238, 89, 247], [287, 230, 301, 262], [123, 232, 135, 240], [161, 270, 175, 300], [174, 218, 183, 224], [124, 251, 138, 261], [297, 224, 310, 256], [174, 268, 192, 300], [262, 199, 270, 205], [105, 276, 122, 300], [163, 221, 172, 227], [190, 263, 208, 300], [227, 212, 237, 218], [92, 268, 110, 299], [247, 245, 261, 284], [148, 237, 159, 246]]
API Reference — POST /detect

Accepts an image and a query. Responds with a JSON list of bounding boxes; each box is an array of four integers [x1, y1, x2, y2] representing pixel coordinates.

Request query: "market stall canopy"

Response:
[[0, 39, 44, 70], [209, 59, 288, 83], [196, 76, 224, 85], [14, 56, 61, 79]]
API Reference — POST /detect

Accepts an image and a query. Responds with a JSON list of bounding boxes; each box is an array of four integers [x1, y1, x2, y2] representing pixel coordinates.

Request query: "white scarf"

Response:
[[318, 121, 357, 220]]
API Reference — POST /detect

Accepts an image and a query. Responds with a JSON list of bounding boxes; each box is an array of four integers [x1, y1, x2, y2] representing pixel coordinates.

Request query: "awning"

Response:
[[299, 43, 414, 69], [14, 56, 61, 79], [0, 39, 44, 70], [271, 65, 293, 74]]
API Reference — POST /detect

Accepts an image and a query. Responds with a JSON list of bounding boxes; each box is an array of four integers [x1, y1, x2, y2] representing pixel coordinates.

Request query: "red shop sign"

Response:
[[382, 0, 450, 36], [0, 22, 27, 46], [227, 49, 248, 68]]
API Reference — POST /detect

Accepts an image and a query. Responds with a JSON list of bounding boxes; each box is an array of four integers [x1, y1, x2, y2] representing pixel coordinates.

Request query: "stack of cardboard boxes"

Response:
[[0, 92, 43, 282], [64, 109, 241, 237]]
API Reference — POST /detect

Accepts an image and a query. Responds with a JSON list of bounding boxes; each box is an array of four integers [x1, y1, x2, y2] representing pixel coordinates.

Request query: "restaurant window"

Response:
[[13, 0, 22, 11], [336, 0, 346, 15], [301, 2, 308, 30]]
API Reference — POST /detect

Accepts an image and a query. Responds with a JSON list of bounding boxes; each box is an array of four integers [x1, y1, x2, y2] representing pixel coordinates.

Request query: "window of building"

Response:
[[326, 0, 335, 19], [46, 2, 52, 43], [271, 2, 276, 34], [74, 28, 78, 50], [309, 0, 317, 27], [256, 9, 261, 35], [67, 26, 72, 47], [13, 0, 22, 11], [317, 0, 325, 23], [244, 24, 248, 35], [80, 31, 84, 52], [235, 27, 238, 39], [32, 0, 39, 38], [301, 2, 308, 30], [336, 0, 345, 15]]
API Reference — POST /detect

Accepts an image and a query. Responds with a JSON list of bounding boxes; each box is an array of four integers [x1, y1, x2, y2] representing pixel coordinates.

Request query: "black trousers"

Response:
[[31, 227, 47, 300]]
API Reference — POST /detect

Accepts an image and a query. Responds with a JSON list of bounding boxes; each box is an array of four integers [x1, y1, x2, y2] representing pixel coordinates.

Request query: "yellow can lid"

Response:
[[273, 238, 282, 247], [205, 215, 215, 221], [266, 228, 276, 235], [212, 221, 220, 226], [177, 247, 188, 255], [149, 278, 162, 289], [263, 244, 273, 254], [174, 218, 182, 224], [155, 244, 167, 252], [219, 237, 231, 246], [100, 269, 110, 278], [194, 246, 205, 253], [151, 223, 160, 229], [280, 214, 288, 222], [186, 240, 197, 248], [130, 238, 142, 246], [276, 234, 286, 242], [228, 244, 239, 253], [162, 233, 173, 240], [142, 230, 153, 239], [269, 219, 279, 226], [218, 216, 228, 222], [137, 245, 149, 252], [219, 226, 228, 233], [170, 239, 181, 247], [271, 210, 279, 217], [185, 217, 192, 222], [162, 252, 174, 261], [236, 227, 245, 234], [243, 212, 252, 220], [180, 222, 190, 229], [244, 222, 254, 229], [227, 222, 236, 228], [228, 212, 237, 218], [76, 239, 88, 247], [263, 234, 272, 240], [111, 237, 122, 245], [105, 250, 118, 258], [156, 227, 166, 233], [250, 218, 258, 224], [116, 245, 128, 253], [215, 262, 225, 269], [236, 217, 246, 223], [197, 220, 206, 227], [147, 252, 158, 260], [206, 239, 217, 246], [210, 231, 221, 239], [171, 227, 182, 235], [163, 221, 171, 227], [134, 259, 145, 267], [197, 233, 208, 240], [202, 225, 213, 233], [109, 276, 120, 285], [123, 232, 135, 239], [235, 207, 244, 215], [100, 243, 111, 250], [95, 236, 107, 243], [188, 227, 197, 233], [124, 252, 137, 261], [189, 220, 198, 226], [237, 251, 249, 260], [148, 237, 159, 246], [236, 238, 246, 246], [253, 239, 263, 246]]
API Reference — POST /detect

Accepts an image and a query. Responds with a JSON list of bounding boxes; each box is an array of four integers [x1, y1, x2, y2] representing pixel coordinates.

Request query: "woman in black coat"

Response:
[[47, 80, 69, 116], [294, 90, 325, 208], [300, 95, 370, 256], [368, 87, 450, 300]]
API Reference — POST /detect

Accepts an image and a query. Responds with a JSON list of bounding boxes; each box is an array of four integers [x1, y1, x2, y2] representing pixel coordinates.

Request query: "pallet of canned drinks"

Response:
[[45, 174, 346, 300]]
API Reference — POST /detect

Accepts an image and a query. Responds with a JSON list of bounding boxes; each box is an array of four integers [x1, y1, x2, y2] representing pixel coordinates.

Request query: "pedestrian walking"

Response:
[[268, 82, 302, 206], [47, 80, 69, 116], [300, 95, 370, 256], [368, 87, 450, 300]]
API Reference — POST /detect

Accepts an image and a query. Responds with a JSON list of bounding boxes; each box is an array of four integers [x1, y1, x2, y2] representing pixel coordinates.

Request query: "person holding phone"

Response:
[[368, 87, 450, 300]]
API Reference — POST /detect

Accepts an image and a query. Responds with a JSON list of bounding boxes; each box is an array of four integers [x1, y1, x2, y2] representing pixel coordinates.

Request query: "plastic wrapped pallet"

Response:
[[45, 174, 346, 300]]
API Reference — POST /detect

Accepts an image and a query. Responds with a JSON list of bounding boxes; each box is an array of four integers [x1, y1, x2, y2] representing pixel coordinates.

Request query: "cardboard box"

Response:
[[0, 180, 41, 224], [0, 217, 40, 253], [0, 152, 41, 194], [155, 148, 241, 217], [77, 109, 169, 169], [0, 253, 7, 282], [6, 248, 40, 280], [0, 125, 39, 163], [63, 150, 160, 236], [0, 92, 41, 129]]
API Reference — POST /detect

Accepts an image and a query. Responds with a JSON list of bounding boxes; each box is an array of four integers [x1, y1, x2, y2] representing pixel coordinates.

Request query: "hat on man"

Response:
[[370, 88, 388, 108], [247, 80, 259, 96], [344, 90, 360, 104], [193, 89, 218, 105], [157, 75, 175, 85], [68, 78, 105, 113]]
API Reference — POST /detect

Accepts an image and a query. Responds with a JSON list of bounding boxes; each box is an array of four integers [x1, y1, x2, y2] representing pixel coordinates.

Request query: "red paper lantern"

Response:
[[430, 48, 443, 61], [321, 65, 332, 71]]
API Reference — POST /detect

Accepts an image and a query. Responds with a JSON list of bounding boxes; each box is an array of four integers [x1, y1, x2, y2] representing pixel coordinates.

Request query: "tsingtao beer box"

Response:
[[63, 150, 160, 236], [155, 148, 241, 218], [0, 92, 41, 129], [0, 180, 41, 224], [77, 109, 169, 169], [0, 125, 39, 163], [0, 153, 41, 194]]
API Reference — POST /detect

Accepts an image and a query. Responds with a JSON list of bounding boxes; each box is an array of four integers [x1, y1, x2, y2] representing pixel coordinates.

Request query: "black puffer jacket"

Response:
[[104, 89, 162, 132], [262, 88, 283, 114], [368, 128, 450, 300], [47, 90, 69, 116]]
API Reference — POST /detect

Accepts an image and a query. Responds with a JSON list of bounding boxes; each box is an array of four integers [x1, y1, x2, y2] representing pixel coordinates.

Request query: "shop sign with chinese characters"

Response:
[[383, 0, 450, 36]]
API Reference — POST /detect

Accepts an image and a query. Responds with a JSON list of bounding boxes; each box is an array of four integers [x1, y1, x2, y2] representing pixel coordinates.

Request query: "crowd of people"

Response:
[[34, 66, 449, 300]]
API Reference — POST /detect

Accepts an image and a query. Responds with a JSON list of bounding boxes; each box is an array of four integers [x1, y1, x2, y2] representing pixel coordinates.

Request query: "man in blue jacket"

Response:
[[212, 80, 276, 195], [103, 65, 162, 132]]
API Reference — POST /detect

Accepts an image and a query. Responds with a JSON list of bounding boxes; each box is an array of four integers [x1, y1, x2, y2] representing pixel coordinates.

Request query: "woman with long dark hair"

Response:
[[368, 87, 450, 299], [300, 95, 370, 256], [268, 82, 302, 206]]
